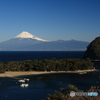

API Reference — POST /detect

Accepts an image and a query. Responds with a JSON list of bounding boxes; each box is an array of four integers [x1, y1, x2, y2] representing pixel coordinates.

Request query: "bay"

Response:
[[0, 71, 100, 100], [0, 51, 100, 100]]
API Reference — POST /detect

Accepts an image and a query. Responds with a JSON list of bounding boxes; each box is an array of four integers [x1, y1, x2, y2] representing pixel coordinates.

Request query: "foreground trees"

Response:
[[0, 58, 93, 72], [45, 84, 100, 100]]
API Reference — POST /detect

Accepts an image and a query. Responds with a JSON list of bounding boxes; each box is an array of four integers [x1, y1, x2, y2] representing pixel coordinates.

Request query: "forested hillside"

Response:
[[0, 58, 93, 73]]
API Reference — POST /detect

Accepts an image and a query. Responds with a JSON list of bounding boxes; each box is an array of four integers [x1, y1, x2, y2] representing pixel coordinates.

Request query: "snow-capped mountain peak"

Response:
[[14, 31, 48, 41], [14, 31, 35, 38]]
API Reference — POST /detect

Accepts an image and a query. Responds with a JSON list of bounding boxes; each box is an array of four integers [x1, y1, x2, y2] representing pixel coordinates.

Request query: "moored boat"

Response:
[[79, 71, 87, 74], [18, 79, 25, 82], [20, 83, 29, 87], [24, 78, 30, 81]]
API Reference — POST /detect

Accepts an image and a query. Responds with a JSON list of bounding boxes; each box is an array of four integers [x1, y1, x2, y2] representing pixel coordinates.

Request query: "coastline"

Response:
[[0, 69, 98, 77]]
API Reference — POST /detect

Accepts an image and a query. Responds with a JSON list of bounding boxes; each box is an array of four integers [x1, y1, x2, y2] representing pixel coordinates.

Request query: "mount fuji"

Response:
[[0, 31, 89, 51], [0, 31, 48, 50], [14, 31, 48, 42]]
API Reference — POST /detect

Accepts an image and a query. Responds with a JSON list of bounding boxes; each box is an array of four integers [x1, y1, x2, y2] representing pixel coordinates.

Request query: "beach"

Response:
[[0, 69, 97, 77]]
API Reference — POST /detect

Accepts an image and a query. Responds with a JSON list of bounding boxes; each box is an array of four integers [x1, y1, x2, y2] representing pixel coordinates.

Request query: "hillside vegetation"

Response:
[[0, 58, 93, 73], [84, 37, 100, 60], [44, 84, 100, 100]]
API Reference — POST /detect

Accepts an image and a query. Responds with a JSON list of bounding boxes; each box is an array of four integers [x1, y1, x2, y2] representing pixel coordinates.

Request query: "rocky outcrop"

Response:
[[83, 37, 100, 60]]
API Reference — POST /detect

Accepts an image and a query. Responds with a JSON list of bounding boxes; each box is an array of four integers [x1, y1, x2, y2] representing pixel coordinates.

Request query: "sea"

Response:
[[0, 51, 85, 62], [0, 51, 100, 100]]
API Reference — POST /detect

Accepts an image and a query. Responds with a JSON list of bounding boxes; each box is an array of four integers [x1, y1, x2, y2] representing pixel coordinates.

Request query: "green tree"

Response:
[[0, 62, 5, 73]]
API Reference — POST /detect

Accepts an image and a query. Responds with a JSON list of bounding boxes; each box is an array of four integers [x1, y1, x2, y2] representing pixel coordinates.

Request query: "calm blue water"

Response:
[[0, 51, 100, 100], [0, 72, 100, 100], [0, 51, 85, 62]]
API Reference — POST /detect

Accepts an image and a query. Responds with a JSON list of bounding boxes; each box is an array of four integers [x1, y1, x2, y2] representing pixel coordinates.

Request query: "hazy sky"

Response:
[[0, 0, 100, 42]]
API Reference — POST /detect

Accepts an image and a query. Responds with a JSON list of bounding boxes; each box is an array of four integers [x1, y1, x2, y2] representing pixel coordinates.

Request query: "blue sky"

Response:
[[0, 0, 100, 42]]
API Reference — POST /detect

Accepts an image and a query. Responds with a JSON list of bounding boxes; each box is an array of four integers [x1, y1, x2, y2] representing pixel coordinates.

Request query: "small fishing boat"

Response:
[[79, 71, 87, 74], [24, 78, 30, 81], [18, 78, 30, 82], [20, 84, 25, 87], [20, 84, 29, 87], [24, 84, 29, 87], [18, 79, 25, 82]]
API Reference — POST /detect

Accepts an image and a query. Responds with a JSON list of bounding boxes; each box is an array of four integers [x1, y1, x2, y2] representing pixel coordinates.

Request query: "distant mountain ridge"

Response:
[[27, 39, 89, 51], [0, 31, 89, 51]]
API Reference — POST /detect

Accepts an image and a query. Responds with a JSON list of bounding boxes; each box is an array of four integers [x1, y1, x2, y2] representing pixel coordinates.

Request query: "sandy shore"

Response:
[[0, 69, 98, 77]]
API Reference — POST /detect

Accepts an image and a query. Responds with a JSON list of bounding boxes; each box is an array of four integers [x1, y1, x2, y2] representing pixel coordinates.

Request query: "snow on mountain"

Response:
[[14, 31, 48, 42]]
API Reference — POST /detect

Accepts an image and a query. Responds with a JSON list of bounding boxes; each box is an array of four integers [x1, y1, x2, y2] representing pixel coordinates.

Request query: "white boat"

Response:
[[20, 84, 25, 87], [20, 84, 29, 87], [24, 84, 29, 87], [24, 78, 30, 81], [79, 71, 87, 74], [18, 79, 25, 82]]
